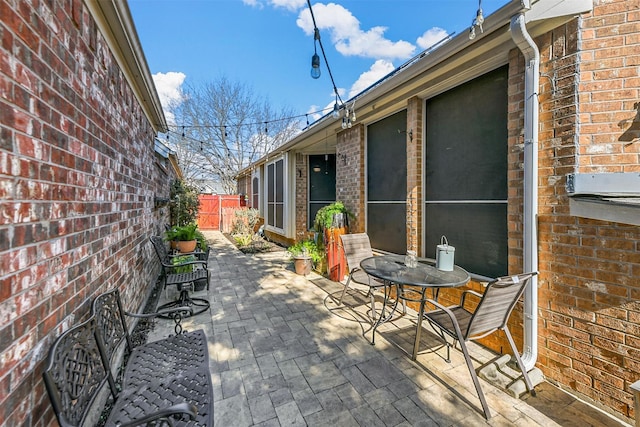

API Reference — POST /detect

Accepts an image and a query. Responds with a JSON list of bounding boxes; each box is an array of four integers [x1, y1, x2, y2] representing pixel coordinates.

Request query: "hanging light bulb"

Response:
[[351, 109, 356, 122], [469, 24, 476, 40], [311, 28, 321, 79], [341, 116, 347, 129], [332, 102, 340, 119], [311, 53, 321, 79], [347, 118, 352, 128], [476, 0, 484, 29]]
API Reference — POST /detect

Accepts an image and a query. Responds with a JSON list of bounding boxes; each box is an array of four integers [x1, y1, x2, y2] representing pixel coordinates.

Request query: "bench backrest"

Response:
[[91, 288, 133, 392], [43, 317, 113, 427], [150, 235, 171, 266]]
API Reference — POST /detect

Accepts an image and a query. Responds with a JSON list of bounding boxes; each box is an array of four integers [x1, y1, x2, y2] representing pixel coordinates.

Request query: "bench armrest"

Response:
[[119, 402, 198, 427]]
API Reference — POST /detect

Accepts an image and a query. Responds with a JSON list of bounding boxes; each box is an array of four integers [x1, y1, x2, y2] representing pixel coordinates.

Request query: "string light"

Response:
[[469, 0, 484, 40], [311, 28, 321, 79], [168, 105, 333, 133], [305, 0, 355, 125]]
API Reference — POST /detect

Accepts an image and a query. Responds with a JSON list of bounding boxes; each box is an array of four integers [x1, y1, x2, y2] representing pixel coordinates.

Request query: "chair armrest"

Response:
[[424, 298, 467, 339], [459, 289, 483, 309], [119, 402, 198, 427]]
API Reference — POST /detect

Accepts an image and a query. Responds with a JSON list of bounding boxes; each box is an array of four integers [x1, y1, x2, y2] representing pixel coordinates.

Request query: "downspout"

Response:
[[510, 13, 539, 372]]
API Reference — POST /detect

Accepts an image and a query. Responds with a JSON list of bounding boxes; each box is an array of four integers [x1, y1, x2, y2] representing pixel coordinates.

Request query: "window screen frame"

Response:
[[366, 109, 408, 254], [423, 66, 509, 278], [265, 157, 286, 233]]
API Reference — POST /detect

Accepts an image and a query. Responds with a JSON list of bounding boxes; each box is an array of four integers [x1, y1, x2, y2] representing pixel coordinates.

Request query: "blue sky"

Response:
[[129, 0, 509, 125]]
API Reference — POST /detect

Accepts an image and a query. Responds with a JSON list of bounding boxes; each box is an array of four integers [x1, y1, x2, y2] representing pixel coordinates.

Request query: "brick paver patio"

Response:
[[148, 231, 628, 427]]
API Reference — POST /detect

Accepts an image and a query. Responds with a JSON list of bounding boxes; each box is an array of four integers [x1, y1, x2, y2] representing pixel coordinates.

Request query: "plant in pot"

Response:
[[169, 179, 200, 227], [287, 239, 322, 276], [166, 223, 199, 253], [313, 201, 353, 280], [313, 201, 353, 233]]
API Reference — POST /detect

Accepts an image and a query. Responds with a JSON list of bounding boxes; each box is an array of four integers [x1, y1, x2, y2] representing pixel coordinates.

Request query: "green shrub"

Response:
[[172, 255, 195, 273], [287, 239, 323, 264]]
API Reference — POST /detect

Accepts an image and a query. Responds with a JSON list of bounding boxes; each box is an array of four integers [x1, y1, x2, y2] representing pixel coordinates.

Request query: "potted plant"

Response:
[[169, 179, 200, 227], [313, 202, 353, 280], [166, 223, 198, 253], [171, 254, 196, 273], [287, 239, 322, 276], [313, 201, 352, 233]]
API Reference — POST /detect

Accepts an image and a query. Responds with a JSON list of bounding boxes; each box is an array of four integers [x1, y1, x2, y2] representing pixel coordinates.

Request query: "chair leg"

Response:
[[503, 326, 536, 396], [369, 291, 377, 321], [458, 339, 492, 420], [338, 276, 353, 305]]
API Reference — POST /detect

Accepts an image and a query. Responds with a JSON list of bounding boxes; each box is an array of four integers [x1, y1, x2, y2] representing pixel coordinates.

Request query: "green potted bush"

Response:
[[287, 239, 322, 276], [166, 223, 198, 253], [313, 201, 352, 233], [313, 202, 353, 280], [169, 179, 200, 227], [171, 254, 196, 273]]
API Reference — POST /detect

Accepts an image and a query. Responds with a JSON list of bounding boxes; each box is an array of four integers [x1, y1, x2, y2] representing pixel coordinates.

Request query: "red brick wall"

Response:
[[336, 124, 365, 233], [294, 153, 308, 237], [406, 97, 423, 253], [0, 1, 173, 426], [502, 1, 640, 420]]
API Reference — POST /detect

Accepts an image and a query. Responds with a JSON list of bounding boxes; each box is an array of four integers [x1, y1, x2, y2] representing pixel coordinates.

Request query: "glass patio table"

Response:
[[360, 254, 470, 359]]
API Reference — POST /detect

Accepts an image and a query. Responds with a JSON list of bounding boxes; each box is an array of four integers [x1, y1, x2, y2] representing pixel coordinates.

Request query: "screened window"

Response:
[[424, 66, 508, 278], [367, 110, 407, 254], [266, 159, 284, 230], [252, 177, 259, 209]]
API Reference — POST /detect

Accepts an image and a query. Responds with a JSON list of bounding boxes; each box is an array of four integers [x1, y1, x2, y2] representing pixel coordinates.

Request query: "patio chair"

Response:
[[150, 236, 210, 316], [423, 271, 538, 419], [338, 233, 388, 319]]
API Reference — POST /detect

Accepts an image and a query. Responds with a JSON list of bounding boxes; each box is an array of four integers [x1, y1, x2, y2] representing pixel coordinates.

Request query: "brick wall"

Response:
[[503, 0, 640, 420], [294, 152, 308, 238], [0, 1, 173, 426], [336, 124, 365, 233], [406, 96, 423, 253]]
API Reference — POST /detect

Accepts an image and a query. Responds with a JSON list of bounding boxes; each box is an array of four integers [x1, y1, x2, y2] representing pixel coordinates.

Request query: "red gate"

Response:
[[197, 195, 242, 230]]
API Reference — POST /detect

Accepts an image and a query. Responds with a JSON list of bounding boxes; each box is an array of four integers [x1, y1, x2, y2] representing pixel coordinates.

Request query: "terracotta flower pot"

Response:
[[293, 256, 312, 276], [176, 240, 197, 253]]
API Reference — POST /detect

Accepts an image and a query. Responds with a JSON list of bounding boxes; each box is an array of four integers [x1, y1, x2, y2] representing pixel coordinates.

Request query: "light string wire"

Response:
[[169, 105, 333, 132], [306, 0, 344, 108]]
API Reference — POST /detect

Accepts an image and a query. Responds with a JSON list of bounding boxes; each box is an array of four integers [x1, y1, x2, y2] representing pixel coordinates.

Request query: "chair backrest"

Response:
[[43, 317, 111, 427], [150, 235, 170, 265], [465, 272, 537, 339], [340, 233, 374, 273]]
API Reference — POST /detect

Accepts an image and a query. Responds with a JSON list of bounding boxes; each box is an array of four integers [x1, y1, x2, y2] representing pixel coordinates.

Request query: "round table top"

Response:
[[360, 254, 470, 288]]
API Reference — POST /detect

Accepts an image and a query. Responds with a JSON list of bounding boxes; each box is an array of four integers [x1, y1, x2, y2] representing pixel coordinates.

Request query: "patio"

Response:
[[148, 231, 628, 427]]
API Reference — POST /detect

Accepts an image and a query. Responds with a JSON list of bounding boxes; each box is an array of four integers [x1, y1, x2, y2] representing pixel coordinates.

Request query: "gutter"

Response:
[[510, 13, 540, 372]]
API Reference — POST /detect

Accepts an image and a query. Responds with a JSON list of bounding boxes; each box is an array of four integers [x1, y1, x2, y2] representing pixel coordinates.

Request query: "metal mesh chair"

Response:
[[338, 233, 388, 319], [150, 236, 210, 316], [423, 272, 538, 419]]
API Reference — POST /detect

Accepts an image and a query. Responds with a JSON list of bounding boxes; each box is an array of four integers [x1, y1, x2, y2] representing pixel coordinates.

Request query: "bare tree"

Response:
[[171, 77, 301, 193]]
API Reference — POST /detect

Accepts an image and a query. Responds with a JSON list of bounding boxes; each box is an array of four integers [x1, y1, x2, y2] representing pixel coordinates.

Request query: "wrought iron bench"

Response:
[[43, 289, 213, 427], [150, 235, 211, 316]]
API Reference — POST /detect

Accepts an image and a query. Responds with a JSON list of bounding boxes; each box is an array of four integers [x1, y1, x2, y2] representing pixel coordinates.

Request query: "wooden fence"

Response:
[[197, 195, 243, 231]]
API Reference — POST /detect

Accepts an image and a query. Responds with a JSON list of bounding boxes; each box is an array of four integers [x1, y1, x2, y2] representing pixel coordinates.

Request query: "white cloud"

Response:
[[244, 0, 305, 10], [269, 0, 306, 11], [297, 3, 415, 61], [152, 71, 186, 125], [348, 59, 395, 98], [417, 27, 450, 50], [242, 0, 263, 8]]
